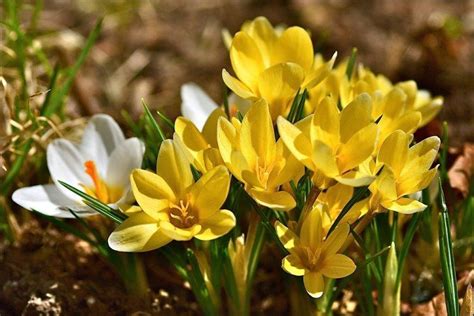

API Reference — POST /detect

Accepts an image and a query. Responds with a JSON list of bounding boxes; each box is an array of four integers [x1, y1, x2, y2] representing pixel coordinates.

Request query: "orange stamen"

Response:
[[84, 160, 109, 203]]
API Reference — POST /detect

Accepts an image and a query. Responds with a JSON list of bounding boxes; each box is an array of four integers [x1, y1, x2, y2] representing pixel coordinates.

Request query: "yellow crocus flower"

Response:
[[278, 93, 378, 188], [217, 100, 303, 211], [360, 130, 440, 214], [307, 56, 442, 129], [108, 140, 236, 252], [174, 108, 225, 174], [275, 207, 356, 298], [222, 16, 335, 120]]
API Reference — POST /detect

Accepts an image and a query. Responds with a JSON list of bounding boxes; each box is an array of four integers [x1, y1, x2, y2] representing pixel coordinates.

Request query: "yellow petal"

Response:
[[418, 96, 443, 127], [277, 116, 314, 169], [131, 169, 175, 220], [217, 117, 238, 165], [335, 171, 375, 187], [175, 117, 208, 151], [398, 167, 438, 196], [245, 17, 276, 67], [282, 254, 305, 276], [275, 220, 299, 251], [381, 198, 427, 214], [300, 207, 323, 249], [196, 209, 236, 240], [371, 168, 398, 201], [303, 271, 325, 298], [230, 32, 264, 91], [202, 108, 226, 148], [339, 93, 372, 143], [190, 165, 230, 219], [275, 26, 314, 70], [268, 140, 305, 187], [222, 69, 256, 99], [320, 183, 353, 219], [381, 87, 407, 118], [377, 130, 410, 176], [322, 222, 349, 255], [240, 99, 275, 167], [312, 96, 340, 147], [303, 52, 336, 89], [157, 140, 194, 197], [108, 212, 171, 252], [320, 254, 356, 278], [312, 140, 339, 178], [257, 63, 305, 120], [160, 221, 202, 241], [249, 189, 296, 211], [337, 123, 378, 172]]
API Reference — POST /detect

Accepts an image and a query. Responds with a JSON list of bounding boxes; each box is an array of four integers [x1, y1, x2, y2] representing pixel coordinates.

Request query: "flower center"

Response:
[[80, 160, 121, 204], [295, 246, 323, 271], [168, 199, 198, 228], [255, 157, 275, 189]]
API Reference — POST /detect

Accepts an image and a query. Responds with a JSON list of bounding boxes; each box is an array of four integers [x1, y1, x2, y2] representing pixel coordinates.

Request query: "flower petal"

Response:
[[156, 140, 194, 197], [320, 254, 356, 278], [106, 138, 144, 192], [196, 209, 236, 240], [337, 123, 378, 172], [202, 108, 226, 148], [79, 114, 125, 171], [222, 69, 256, 100], [12, 184, 95, 218], [322, 222, 350, 255], [230, 32, 265, 91], [303, 271, 325, 298], [282, 254, 305, 276], [277, 116, 314, 169], [159, 221, 202, 241], [312, 140, 339, 178], [240, 99, 276, 167], [180, 83, 219, 131], [108, 212, 171, 252], [377, 130, 410, 177], [339, 93, 372, 143], [47, 139, 89, 201], [275, 26, 313, 70], [300, 207, 323, 249], [190, 166, 230, 219], [249, 189, 296, 211], [275, 220, 300, 251], [381, 198, 427, 214], [131, 169, 175, 220]]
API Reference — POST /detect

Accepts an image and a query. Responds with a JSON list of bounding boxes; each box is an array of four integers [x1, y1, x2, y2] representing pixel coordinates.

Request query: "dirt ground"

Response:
[[1, 0, 473, 314]]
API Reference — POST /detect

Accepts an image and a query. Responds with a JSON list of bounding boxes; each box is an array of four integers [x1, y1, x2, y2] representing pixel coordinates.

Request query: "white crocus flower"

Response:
[[180, 82, 250, 131], [12, 114, 145, 218]]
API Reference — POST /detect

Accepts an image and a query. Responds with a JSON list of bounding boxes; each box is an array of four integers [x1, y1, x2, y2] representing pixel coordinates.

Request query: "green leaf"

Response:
[[142, 99, 166, 142], [58, 180, 127, 224], [437, 177, 460, 316], [345, 47, 358, 80]]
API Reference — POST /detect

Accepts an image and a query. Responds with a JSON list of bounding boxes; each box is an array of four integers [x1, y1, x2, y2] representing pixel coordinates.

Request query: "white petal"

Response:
[[11, 184, 95, 218], [105, 138, 145, 190], [47, 139, 89, 201], [181, 83, 218, 131], [79, 114, 125, 172]]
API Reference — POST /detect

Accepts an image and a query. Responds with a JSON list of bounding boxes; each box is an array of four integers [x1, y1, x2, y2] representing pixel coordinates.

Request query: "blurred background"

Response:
[[1, 0, 474, 314]]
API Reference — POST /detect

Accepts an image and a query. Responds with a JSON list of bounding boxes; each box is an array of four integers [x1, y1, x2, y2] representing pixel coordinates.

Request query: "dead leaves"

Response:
[[448, 144, 474, 198]]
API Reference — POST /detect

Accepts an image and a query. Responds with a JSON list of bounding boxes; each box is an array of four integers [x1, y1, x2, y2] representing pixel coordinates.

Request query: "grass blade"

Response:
[[142, 99, 166, 141], [59, 180, 127, 224], [43, 18, 103, 116], [345, 47, 358, 80], [437, 177, 460, 316]]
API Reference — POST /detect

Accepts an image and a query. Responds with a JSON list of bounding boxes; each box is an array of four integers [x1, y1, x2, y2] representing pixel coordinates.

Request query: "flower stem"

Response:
[[243, 214, 266, 315]]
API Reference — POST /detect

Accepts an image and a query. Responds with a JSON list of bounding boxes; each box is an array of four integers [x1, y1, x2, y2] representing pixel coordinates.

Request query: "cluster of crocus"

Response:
[[12, 16, 442, 303]]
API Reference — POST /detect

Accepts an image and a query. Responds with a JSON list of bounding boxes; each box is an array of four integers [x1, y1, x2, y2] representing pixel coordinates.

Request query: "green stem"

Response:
[[243, 218, 266, 316]]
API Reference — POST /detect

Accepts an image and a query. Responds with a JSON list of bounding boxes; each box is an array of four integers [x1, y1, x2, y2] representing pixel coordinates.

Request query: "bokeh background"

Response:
[[1, 0, 474, 314]]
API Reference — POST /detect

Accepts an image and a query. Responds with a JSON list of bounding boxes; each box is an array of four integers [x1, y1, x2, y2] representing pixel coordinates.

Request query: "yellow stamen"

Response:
[[169, 199, 197, 228], [84, 160, 109, 203]]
